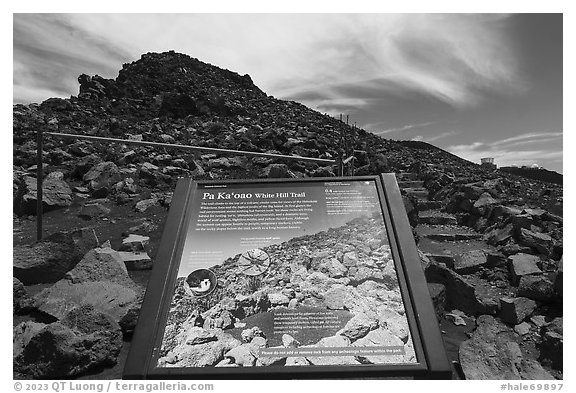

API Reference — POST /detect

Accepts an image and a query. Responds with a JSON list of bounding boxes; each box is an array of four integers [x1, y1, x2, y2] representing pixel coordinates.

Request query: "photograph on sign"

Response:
[[154, 179, 418, 369]]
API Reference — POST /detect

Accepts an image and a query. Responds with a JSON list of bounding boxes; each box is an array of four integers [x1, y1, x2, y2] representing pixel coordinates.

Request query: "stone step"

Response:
[[118, 251, 153, 270], [395, 172, 419, 181], [403, 189, 429, 201], [419, 212, 458, 226], [425, 233, 483, 242], [425, 253, 456, 269], [418, 200, 444, 211], [398, 180, 425, 188]]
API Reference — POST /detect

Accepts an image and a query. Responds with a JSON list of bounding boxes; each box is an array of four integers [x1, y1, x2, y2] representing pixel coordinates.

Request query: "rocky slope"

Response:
[[13, 51, 562, 379]]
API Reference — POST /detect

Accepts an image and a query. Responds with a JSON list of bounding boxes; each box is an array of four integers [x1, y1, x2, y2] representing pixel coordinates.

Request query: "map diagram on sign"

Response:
[[237, 249, 271, 276]]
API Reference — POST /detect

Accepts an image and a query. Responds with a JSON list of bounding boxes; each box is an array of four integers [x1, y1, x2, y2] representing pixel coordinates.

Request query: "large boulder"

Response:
[[459, 315, 554, 380], [13, 304, 123, 378], [32, 247, 141, 326], [14, 172, 73, 216], [13, 228, 99, 284]]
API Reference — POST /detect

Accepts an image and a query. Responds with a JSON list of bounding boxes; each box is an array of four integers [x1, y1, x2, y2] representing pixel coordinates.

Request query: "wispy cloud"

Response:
[[488, 131, 563, 148], [13, 14, 133, 103], [370, 121, 435, 135], [277, 14, 524, 110], [411, 130, 461, 143], [13, 14, 523, 108]]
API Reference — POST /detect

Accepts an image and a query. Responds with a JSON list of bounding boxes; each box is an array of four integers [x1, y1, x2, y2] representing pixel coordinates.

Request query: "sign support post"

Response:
[[36, 128, 43, 241]]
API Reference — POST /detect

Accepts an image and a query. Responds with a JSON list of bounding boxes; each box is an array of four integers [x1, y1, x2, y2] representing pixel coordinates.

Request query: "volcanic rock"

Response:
[[33, 247, 141, 325], [339, 313, 378, 341], [352, 328, 412, 364], [78, 200, 111, 219], [158, 329, 241, 368], [262, 163, 292, 178], [517, 274, 556, 302], [427, 283, 447, 318], [508, 254, 542, 286], [539, 317, 562, 370], [13, 228, 99, 284], [241, 326, 265, 343], [14, 304, 123, 378], [473, 192, 499, 214], [306, 335, 358, 365], [134, 198, 158, 212], [120, 234, 150, 252], [118, 251, 153, 270], [554, 257, 562, 298], [184, 327, 218, 345], [459, 315, 553, 380], [72, 154, 103, 179], [282, 334, 300, 348], [514, 322, 531, 336], [268, 293, 290, 306], [83, 161, 121, 196], [518, 228, 553, 255], [500, 297, 537, 325], [13, 321, 46, 359], [13, 277, 32, 313], [114, 177, 138, 194], [453, 249, 488, 275], [424, 262, 496, 315], [14, 172, 73, 216]]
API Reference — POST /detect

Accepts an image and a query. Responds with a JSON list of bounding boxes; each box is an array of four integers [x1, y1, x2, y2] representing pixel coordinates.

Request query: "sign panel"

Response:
[[124, 175, 450, 379]]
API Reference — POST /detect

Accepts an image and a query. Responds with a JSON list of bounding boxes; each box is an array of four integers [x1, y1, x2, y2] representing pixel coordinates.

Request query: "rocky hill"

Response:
[[499, 166, 563, 186], [13, 51, 562, 380]]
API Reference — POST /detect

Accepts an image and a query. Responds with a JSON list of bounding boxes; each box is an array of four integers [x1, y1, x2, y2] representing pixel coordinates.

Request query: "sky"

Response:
[[13, 13, 563, 173]]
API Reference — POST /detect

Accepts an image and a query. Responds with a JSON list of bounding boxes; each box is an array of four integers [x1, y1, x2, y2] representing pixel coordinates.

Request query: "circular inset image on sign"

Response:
[[237, 248, 271, 276], [184, 269, 217, 298]]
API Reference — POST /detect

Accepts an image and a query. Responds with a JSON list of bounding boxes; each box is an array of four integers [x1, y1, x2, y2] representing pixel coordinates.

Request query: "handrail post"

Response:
[[36, 129, 43, 241]]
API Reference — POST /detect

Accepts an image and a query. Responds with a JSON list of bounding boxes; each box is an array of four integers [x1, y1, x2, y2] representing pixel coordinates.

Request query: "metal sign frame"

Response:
[[123, 174, 450, 379]]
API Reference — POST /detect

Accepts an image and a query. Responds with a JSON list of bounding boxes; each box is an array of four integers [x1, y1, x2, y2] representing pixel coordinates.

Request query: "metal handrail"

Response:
[[43, 132, 336, 164], [35, 130, 337, 240]]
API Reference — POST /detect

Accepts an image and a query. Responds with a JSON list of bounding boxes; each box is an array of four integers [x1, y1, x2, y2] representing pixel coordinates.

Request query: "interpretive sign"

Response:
[[124, 175, 450, 379]]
